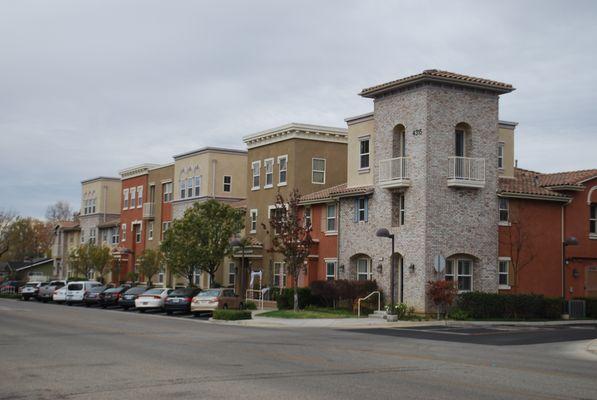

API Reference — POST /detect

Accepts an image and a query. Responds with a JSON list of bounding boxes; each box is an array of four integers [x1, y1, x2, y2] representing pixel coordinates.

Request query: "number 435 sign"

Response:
[[412, 129, 423, 136]]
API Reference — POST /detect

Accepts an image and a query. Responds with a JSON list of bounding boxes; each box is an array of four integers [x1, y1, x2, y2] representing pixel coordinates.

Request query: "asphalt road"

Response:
[[1, 299, 596, 400]]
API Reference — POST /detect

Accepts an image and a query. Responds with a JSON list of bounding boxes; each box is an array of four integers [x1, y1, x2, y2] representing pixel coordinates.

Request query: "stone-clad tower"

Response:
[[338, 70, 514, 312]]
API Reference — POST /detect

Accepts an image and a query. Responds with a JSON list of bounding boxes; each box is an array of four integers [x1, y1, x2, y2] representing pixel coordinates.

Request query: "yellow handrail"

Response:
[[357, 290, 381, 318]]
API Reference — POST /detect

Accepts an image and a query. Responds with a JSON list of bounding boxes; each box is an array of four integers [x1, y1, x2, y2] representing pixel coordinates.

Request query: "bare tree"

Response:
[[263, 189, 313, 312], [45, 201, 74, 222], [0, 210, 17, 258]]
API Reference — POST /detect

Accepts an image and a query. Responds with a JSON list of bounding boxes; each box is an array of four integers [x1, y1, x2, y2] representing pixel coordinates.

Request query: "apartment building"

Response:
[[78, 177, 121, 247], [51, 221, 81, 279], [240, 123, 348, 291]]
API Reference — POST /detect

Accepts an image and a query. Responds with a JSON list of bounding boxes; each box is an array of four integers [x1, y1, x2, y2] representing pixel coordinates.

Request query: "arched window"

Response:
[[350, 254, 372, 281], [393, 124, 406, 158], [454, 122, 472, 157], [445, 254, 476, 292]]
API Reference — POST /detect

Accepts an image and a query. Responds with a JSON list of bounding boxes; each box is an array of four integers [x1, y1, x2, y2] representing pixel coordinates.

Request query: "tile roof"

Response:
[[499, 168, 570, 201], [98, 219, 120, 229], [538, 169, 597, 187], [301, 183, 374, 204], [360, 69, 514, 98]]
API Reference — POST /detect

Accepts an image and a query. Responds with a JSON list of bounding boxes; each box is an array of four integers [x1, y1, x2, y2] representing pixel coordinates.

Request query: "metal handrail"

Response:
[[357, 290, 381, 318], [245, 289, 264, 310]]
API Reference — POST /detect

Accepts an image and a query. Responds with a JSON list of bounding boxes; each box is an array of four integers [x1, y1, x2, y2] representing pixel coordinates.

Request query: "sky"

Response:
[[1, 0, 596, 218]]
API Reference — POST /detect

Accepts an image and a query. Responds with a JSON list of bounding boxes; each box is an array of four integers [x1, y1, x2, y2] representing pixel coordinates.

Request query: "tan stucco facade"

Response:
[[498, 121, 516, 178], [80, 177, 122, 216], [346, 112, 375, 188]]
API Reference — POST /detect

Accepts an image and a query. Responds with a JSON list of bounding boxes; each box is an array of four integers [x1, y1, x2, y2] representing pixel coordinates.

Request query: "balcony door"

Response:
[[454, 129, 466, 178]]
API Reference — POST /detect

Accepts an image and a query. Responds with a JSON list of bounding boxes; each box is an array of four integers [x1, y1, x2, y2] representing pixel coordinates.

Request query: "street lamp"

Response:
[[230, 238, 246, 299], [562, 236, 579, 311], [376, 228, 401, 307]]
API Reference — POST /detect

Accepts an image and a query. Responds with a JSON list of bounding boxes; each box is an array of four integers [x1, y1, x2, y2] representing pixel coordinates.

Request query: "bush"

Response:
[[308, 279, 382, 310], [244, 300, 257, 310], [309, 280, 336, 307], [457, 292, 562, 320], [448, 308, 470, 320], [212, 309, 252, 321], [0, 293, 20, 299], [386, 303, 417, 320], [276, 288, 314, 310]]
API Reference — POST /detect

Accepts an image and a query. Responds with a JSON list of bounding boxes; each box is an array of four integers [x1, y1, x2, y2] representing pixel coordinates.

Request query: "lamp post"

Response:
[[230, 238, 246, 298], [376, 228, 401, 307], [562, 236, 578, 313]]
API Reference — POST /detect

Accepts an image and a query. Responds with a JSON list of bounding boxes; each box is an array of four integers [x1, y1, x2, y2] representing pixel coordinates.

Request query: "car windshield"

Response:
[[40, 282, 50, 286], [25, 283, 37, 287], [198, 289, 220, 297], [104, 288, 121, 293], [68, 283, 83, 291], [143, 288, 165, 295], [125, 287, 147, 295], [169, 289, 197, 297], [90, 286, 106, 293]]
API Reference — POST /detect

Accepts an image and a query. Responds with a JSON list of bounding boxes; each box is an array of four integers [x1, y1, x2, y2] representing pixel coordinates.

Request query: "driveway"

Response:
[[1, 299, 596, 400]]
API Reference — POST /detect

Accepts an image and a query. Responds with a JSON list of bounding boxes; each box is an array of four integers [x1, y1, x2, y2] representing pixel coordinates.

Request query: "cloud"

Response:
[[1, 0, 596, 217]]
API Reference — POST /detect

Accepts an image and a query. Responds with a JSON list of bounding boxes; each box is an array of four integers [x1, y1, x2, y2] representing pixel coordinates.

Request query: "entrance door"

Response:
[[586, 266, 597, 297], [391, 254, 403, 303]]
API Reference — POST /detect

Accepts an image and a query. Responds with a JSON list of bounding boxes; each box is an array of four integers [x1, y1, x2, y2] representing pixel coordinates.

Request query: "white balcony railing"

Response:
[[448, 157, 485, 188], [142, 202, 155, 219], [379, 157, 410, 188]]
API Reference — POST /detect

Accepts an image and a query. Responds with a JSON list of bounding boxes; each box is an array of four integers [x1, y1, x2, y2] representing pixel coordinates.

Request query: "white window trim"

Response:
[[325, 203, 337, 234], [250, 209, 258, 233], [137, 186, 143, 208], [498, 257, 511, 289], [498, 198, 510, 226], [357, 197, 367, 222], [223, 175, 232, 193], [324, 258, 337, 281], [277, 155, 288, 187], [590, 204, 596, 238], [446, 258, 474, 293], [312, 158, 326, 185], [228, 262, 236, 285], [121, 224, 127, 242], [358, 136, 371, 171], [498, 142, 505, 170], [148, 221, 154, 241], [251, 160, 261, 191], [356, 258, 372, 281], [123, 189, 129, 210], [264, 158, 274, 189], [273, 261, 286, 288]]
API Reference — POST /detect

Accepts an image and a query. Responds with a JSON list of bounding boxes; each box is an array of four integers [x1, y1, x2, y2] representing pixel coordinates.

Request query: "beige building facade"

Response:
[[78, 177, 121, 248]]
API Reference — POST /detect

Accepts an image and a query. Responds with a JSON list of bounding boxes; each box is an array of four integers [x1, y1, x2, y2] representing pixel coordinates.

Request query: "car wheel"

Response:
[[101, 305, 107, 309], [67, 302, 72, 306]]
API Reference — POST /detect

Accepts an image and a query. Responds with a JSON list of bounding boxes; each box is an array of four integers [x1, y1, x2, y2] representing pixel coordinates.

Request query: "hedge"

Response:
[[575, 297, 597, 319], [457, 292, 563, 320], [212, 309, 252, 321], [276, 288, 316, 310]]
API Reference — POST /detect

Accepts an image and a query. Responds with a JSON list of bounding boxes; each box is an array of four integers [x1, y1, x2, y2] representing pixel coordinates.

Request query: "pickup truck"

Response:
[[38, 280, 67, 302], [21, 282, 49, 301]]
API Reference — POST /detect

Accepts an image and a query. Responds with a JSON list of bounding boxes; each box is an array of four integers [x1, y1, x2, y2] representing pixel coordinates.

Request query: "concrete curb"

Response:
[[588, 339, 597, 355]]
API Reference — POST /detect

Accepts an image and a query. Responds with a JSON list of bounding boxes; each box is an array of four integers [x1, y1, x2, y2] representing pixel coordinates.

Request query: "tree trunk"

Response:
[[293, 273, 299, 313]]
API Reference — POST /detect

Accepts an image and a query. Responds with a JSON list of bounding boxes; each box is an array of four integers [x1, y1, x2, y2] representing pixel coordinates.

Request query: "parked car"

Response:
[[83, 285, 108, 307], [52, 286, 67, 303], [118, 286, 147, 310], [0, 280, 23, 294], [164, 288, 202, 315], [38, 280, 67, 302], [21, 282, 49, 301], [65, 281, 102, 305], [99, 286, 130, 308], [134, 288, 172, 312], [190, 288, 243, 316]]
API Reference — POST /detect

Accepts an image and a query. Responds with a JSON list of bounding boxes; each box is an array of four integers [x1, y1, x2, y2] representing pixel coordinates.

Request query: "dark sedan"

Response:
[[164, 288, 202, 315], [99, 286, 129, 308], [118, 286, 148, 310], [83, 285, 107, 307]]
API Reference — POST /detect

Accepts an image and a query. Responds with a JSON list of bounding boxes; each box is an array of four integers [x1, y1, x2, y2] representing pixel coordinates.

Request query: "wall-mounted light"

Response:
[[377, 264, 383, 274], [339, 264, 345, 274], [409, 263, 415, 273]]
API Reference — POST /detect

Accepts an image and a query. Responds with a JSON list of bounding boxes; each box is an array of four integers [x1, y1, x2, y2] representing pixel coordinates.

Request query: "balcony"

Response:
[[142, 202, 155, 219], [379, 157, 410, 189], [447, 157, 485, 188]]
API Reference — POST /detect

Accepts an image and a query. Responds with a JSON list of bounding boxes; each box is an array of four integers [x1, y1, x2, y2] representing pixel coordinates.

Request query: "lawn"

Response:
[[259, 307, 355, 319]]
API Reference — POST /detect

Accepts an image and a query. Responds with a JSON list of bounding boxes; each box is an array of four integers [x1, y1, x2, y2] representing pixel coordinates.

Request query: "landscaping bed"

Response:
[[260, 307, 355, 319]]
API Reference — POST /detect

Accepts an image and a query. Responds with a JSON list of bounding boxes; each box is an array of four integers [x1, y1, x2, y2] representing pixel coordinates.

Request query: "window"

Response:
[[130, 187, 136, 208], [264, 158, 274, 188], [278, 155, 287, 185], [252, 161, 260, 190], [250, 209, 258, 233], [357, 258, 371, 281], [157, 268, 164, 284], [445, 259, 473, 292], [312, 158, 326, 184], [89, 228, 96, 244], [590, 204, 596, 235], [121, 224, 127, 241], [273, 262, 286, 287], [137, 186, 143, 208], [194, 176, 201, 197], [80, 230, 85, 243], [228, 263, 236, 286], [91, 198, 96, 213], [325, 260, 336, 281], [499, 198, 509, 223], [498, 259, 510, 288], [223, 176, 231, 192], [304, 207, 311, 229], [193, 267, 201, 286], [148, 221, 154, 240], [359, 137, 370, 169], [123, 189, 129, 209], [163, 182, 173, 202], [187, 177, 193, 198], [180, 179, 186, 199], [134, 224, 142, 243], [326, 204, 336, 232], [498, 142, 505, 169], [102, 230, 108, 243], [161, 221, 171, 240], [398, 194, 405, 225], [355, 197, 369, 222], [111, 227, 119, 244]]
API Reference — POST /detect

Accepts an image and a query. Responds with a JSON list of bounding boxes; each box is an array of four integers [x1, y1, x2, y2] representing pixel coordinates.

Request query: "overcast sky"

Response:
[[1, 0, 596, 218]]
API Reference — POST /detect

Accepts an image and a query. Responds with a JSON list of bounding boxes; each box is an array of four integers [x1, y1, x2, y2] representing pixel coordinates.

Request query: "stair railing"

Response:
[[357, 290, 381, 318]]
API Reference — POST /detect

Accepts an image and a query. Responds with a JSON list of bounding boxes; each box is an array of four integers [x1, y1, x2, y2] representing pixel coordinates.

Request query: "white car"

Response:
[[65, 281, 102, 305], [134, 288, 172, 312], [53, 286, 67, 303], [21, 282, 48, 301]]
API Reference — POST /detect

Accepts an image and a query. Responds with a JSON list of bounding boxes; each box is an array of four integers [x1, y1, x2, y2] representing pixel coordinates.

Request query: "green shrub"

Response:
[[543, 297, 564, 319], [448, 308, 470, 320], [244, 300, 257, 310], [457, 292, 561, 320], [0, 293, 20, 299], [212, 309, 252, 321], [386, 303, 417, 320], [276, 288, 314, 310], [308, 279, 382, 310]]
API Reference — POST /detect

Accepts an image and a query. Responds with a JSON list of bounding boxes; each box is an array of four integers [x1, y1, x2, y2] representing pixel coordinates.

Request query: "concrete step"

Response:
[[368, 310, 388, 319]]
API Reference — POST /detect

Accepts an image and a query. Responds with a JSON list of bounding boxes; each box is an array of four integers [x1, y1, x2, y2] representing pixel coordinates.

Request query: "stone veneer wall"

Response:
[[339, 84, 500, 312]]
